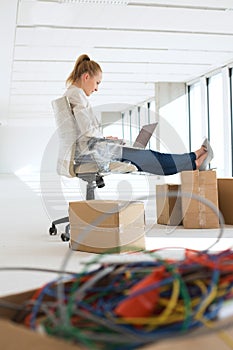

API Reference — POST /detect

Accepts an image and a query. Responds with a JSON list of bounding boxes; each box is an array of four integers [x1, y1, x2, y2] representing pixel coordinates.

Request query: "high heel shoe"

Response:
[[199, 138, 214, 171]]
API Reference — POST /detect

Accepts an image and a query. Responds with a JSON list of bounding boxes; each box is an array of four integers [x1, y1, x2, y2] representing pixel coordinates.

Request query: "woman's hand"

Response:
[[105, 136, 125, 145], [105, 136, 119, 140]]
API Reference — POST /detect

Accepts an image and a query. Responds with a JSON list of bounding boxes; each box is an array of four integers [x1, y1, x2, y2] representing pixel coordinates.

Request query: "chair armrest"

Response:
[[87, 137, 106, 150]]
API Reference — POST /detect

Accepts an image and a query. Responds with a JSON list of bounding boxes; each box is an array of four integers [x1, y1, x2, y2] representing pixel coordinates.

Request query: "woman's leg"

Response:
[[122, 147, 196, 176]]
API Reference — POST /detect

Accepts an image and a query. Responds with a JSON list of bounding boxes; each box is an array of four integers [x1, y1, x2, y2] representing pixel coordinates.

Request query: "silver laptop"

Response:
[[109, 122, 158, 148], [132, 122, 158, 149]]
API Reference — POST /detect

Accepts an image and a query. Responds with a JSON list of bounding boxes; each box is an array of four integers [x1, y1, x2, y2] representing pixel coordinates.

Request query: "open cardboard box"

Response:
[[217, 178, 233, 225], [1, 288, 233, 350], [156, 184, 183, 226]]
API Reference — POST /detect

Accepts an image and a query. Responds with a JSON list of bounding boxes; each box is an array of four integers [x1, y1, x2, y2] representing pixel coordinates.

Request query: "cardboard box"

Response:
[[69, 200, 145, 253], [181, 170, 219, 229], [1, 288, 233, 350], [217, 178, 233, 225], [156, 184, 182, 226]]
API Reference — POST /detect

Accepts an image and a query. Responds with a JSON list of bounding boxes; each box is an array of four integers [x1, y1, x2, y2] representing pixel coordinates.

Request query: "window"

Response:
[[130, 108, 140, 145], [207, 73, 225, 176], [230, 68, 233, 176], [122, 100, 157, 147], [188, 82, 203, 150], [123, 110, 131, 144], [140, 102, 149, 127], [149, 100, 157, 150]]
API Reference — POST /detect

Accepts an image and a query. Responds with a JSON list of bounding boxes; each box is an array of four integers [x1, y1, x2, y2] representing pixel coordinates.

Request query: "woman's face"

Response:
[[82, 71, 102, 96]]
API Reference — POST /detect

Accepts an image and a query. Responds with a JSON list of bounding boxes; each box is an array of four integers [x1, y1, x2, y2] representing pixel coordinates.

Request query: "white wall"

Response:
[[0, 0, 18, 124], [0, 1, 59, 175], [0, 122, 58, 174]]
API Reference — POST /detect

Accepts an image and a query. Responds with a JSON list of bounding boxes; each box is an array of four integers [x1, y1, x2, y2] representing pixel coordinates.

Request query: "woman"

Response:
[[64, 54, 213, 176]]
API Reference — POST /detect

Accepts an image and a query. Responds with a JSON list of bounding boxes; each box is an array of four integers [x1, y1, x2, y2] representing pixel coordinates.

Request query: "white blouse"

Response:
[[64, 85, 103, 159], [63, 85, 122, 168]]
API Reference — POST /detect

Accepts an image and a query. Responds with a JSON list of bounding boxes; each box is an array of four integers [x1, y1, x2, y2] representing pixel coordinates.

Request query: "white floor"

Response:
[[1, 172, 233, 297]]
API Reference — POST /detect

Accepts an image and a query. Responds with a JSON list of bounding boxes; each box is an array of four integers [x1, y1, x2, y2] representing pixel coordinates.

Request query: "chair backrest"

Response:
[[52, 96, 77, 177], [52, 96, 138, 178]]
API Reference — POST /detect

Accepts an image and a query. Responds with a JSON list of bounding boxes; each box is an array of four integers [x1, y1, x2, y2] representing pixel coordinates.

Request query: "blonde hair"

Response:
[[66, 54, 102, 86]]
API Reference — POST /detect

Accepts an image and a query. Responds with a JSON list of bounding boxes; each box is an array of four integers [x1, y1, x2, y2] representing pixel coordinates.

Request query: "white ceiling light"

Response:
[[37, 0, 130, 3], [58, 0, 130, 4]]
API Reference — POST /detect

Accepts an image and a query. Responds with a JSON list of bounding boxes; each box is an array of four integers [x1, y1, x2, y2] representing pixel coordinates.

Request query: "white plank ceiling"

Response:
[[8, 0, 233, 119]]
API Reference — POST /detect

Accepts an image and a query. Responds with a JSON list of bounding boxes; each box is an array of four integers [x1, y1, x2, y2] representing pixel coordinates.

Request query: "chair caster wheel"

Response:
[[49, 224, 57, 235], [61, 233, 70, 242]]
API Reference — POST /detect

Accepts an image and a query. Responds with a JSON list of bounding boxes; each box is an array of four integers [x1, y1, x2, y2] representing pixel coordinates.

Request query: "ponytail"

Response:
[[66, 54, 102, 86]]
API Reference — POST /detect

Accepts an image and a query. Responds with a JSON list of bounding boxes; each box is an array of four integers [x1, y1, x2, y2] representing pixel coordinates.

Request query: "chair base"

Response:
[[49, 217, 70, 241], [49, 173, 104, 241]]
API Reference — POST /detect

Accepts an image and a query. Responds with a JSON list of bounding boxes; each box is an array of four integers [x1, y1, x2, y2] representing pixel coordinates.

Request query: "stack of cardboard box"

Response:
[[156, 170, 223, 229]]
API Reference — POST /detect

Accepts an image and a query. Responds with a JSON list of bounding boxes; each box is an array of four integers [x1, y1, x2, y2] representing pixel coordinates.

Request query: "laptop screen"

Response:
[[133, 123, 158, 149]]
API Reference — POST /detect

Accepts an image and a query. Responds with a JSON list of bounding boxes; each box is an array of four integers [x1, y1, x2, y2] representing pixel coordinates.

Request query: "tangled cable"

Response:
[[10, 248, 233, 350]]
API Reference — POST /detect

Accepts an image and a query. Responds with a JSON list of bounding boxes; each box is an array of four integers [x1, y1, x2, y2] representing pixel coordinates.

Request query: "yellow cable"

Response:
[[158, 279, 207, 315], [153, 279, 180, 323], [145, 278, 180, 331], [194, 279, 208, 295], [116, 277, 231, 330], [116, 313, 184, 326], [117, 279, 208, 327], [195, 285, 218, 320]]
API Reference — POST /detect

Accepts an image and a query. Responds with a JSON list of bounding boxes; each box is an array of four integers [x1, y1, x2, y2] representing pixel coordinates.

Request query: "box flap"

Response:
[[69, 200, 121, 227], [0, 320, 83, 350]]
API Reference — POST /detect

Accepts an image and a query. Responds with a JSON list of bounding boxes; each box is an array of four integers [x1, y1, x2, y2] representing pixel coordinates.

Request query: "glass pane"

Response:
[[189, 82, 203, 150], [231, 69, 233, 176], [140, 102, 149, 127], [149, 99, 158, 150], [123, 110, 131, 144], [131, 107, 140, 145], [208, 73, 224, 176]]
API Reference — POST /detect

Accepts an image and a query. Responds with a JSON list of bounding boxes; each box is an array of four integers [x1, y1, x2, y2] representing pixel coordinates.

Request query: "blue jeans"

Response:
[[122, 147, 196, 176]]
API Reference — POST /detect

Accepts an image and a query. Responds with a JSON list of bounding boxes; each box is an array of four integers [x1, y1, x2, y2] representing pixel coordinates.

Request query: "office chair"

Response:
[[49, 96, 137, 241]]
